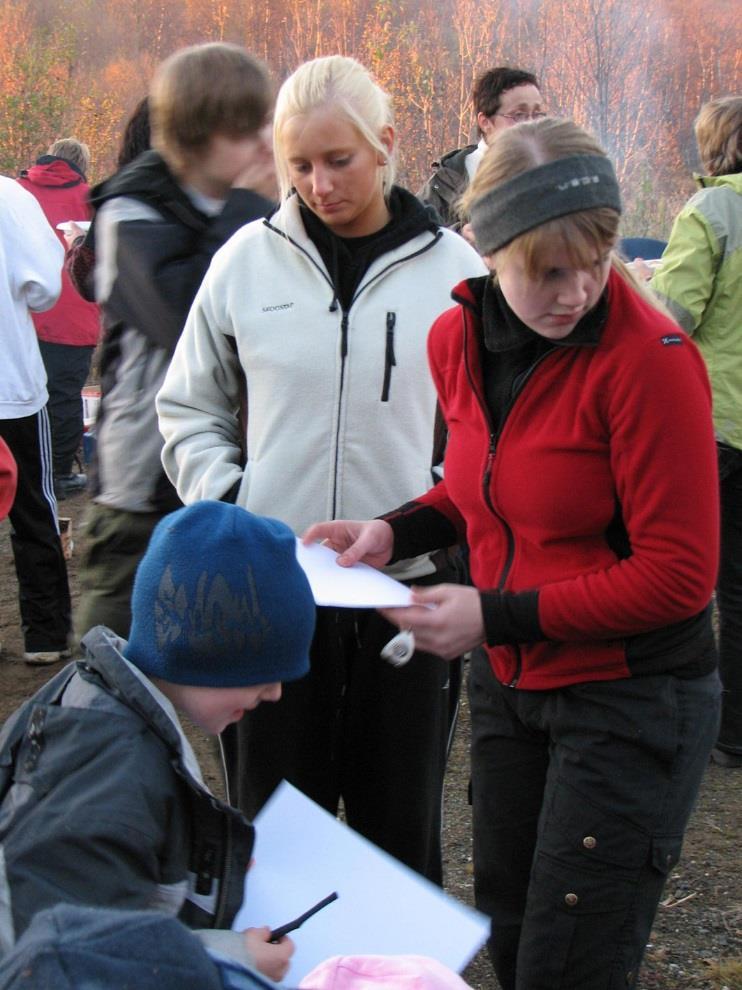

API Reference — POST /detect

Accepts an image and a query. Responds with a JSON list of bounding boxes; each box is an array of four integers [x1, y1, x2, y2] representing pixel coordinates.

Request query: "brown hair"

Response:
[[462, 117, 669, 311], [694, 96, 742, 176], [462, 118, 618, 277], [149, 43, 272, 173], [47, 137, 90, 175], [472, 67, 540, 119], [117, 97, 151, 168]]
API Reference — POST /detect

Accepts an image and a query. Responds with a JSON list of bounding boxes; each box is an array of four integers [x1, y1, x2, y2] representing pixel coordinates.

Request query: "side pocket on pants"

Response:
[[517, 783, 655, 988]]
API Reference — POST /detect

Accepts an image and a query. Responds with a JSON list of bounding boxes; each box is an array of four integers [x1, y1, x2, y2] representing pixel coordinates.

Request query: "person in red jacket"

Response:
[[18, 138, 100, 499], [304, 118, 721, 990]]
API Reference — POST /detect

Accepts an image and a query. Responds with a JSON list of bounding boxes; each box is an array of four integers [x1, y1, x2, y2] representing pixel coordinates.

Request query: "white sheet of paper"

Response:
[[295, 539, 412, 608], [232, 782, 489, 983], [55, 220, 91, 232]]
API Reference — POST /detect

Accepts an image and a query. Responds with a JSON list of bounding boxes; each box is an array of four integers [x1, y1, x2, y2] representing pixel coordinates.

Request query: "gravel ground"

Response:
[[0, 493, 740, 988]]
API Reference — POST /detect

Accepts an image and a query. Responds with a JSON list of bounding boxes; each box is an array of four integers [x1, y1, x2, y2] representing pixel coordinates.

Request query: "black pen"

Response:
[[268, 891, 339, 942]]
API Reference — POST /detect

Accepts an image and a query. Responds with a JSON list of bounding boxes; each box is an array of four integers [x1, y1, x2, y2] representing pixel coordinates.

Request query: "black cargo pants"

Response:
[[468, 648, 720, 990]]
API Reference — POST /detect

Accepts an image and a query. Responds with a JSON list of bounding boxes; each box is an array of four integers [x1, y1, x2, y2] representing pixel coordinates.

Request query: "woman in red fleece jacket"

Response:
[[305, 118, 721, 990]]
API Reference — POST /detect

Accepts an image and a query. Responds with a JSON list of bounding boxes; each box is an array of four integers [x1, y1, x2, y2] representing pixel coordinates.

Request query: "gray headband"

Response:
[[470, 154, 622, 255]]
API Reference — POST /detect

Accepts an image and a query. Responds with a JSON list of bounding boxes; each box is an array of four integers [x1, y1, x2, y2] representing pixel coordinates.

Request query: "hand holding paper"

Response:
[[380, 584, 486, 661], [295, 538, 411, 609], [233, 782, 489, 983], [302, 519, 394, 570]]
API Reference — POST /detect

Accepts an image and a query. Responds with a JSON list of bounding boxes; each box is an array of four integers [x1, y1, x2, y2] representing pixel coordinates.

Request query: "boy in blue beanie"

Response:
[[0, 501, 316, 982]]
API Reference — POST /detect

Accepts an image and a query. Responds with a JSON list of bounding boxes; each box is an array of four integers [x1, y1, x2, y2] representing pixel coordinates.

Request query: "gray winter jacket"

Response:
[[0, 627, 254, 956], [416, 145, 478, 229]]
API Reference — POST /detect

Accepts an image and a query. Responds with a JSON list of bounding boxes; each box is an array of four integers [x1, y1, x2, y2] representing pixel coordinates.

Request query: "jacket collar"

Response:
[[79, 626, 206, 790], [20, 155, 86, 188], [694, 171, 742, 192], [89, 150, 208, 233], [264, 192, 443, 299], [452, 273, 608, 352], [296, 186, 439, 312], [434, 144, 479, 174]]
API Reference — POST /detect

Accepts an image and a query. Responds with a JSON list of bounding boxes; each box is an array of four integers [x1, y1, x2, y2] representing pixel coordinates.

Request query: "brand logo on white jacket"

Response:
[[262, 303, 294, 312]]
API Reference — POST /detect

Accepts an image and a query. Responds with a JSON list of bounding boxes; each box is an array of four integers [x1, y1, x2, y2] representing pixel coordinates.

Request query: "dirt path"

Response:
[[0, 492, 739, 988]]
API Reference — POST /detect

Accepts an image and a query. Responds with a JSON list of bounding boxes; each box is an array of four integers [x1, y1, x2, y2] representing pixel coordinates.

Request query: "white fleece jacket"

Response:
[[0, 178, 63, 419], [157, 194, 486, 577]]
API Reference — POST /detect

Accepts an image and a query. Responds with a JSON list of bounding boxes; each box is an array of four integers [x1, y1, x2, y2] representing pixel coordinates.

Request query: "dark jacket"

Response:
[[0, 904, 281, 990], [386, 270, 719, 689], [416, 145, 477, 228], [17, 156, 100, 346], [89, 150, 273, 512], [0, 627, 255, 955]]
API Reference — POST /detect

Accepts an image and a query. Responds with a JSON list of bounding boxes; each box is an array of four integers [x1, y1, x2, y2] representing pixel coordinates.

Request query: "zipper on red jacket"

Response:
[[460, 306, 517, 589], [460, 302, 527, 684]]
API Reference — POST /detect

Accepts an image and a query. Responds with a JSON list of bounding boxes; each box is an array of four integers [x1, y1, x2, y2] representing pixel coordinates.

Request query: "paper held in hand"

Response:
[[233, 781, 490, 983], [56, 220, 91, 233], [295, 538, 412, 608]]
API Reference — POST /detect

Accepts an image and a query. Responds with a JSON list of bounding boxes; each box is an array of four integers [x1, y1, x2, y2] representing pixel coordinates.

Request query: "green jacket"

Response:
[[652, 172, 742, 449]]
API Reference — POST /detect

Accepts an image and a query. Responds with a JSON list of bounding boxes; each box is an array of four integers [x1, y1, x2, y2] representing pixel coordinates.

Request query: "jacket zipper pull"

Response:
[[340, 310, 349, 359], [381, 312, 397, 402]]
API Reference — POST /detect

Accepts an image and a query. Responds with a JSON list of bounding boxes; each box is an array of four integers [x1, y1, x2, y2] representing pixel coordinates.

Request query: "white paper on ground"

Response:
[[232, 782, 490, 983], [295, 538, 412, 608]]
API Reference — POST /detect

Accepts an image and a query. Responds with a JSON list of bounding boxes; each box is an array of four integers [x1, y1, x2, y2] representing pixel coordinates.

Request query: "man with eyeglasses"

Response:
[[418, 66, 545, 229]]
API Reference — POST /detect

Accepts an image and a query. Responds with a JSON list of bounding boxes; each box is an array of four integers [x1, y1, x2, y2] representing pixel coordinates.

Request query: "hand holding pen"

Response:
[[244, 927, 294, 982], [269, 891, 339, 942]]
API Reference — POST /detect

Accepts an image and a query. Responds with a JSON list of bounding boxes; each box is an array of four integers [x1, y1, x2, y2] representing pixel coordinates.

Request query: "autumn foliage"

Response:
[[1, 0, 739, 236]]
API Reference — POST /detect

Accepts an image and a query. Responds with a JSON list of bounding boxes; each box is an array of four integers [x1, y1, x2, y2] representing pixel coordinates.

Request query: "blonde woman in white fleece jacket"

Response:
[[0, 177, 71, 664], [157, 55, 485, 883]]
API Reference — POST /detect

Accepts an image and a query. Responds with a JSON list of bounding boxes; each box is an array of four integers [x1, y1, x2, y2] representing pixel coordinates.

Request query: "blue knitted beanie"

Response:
[[126, 502, 314, 687]]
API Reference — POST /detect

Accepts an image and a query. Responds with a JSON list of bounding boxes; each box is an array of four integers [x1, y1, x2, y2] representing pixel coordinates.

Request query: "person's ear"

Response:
[[477, 112, 496, 142], [378, 124, 395, 165]]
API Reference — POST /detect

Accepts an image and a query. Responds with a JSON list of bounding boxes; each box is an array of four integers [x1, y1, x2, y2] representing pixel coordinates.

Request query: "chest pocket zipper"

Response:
[[381, 312, 397, 401]]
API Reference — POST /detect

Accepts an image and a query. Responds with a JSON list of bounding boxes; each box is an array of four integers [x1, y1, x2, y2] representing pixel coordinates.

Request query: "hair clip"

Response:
[[381, 629, 415, 667]]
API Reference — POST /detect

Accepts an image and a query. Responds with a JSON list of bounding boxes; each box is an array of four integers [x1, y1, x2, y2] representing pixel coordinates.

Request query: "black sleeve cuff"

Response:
[[480, 589, 542, 645], [379, 500, 459, 563]]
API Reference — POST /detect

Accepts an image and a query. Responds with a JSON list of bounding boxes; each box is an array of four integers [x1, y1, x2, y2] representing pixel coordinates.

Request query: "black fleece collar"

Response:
[[470, 276, 609, 353], [299, 185, 438, 311]]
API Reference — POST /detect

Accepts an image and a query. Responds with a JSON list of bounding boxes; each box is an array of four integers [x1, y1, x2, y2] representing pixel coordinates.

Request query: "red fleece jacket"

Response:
[[17, 157, 99, 347], [410, 271, 719, 689]]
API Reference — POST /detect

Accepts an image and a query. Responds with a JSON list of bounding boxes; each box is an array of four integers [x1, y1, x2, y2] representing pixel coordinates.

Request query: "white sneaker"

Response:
[[23, 649, 72, 666]]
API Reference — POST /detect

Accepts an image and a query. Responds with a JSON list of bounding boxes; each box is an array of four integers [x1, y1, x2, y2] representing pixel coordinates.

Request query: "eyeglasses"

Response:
[[496, 111, 547, 124]]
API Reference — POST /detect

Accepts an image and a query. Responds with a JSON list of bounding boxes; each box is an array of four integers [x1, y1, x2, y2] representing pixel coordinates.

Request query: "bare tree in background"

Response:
[[1, 0, 739, 234]]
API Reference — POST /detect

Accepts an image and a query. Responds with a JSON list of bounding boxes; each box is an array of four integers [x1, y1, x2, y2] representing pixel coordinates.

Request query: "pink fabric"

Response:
[[0, 437, 17, 519], [298, 955, 472, 989]]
